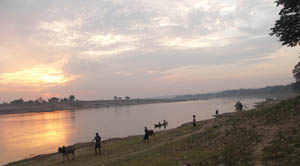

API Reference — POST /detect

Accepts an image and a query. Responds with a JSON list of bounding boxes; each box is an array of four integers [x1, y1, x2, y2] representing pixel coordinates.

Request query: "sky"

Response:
[[0, 0, 299, 102]]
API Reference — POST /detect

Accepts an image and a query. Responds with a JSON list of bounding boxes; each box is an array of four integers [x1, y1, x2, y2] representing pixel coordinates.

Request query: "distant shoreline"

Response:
[[0, 99, 187, 115]]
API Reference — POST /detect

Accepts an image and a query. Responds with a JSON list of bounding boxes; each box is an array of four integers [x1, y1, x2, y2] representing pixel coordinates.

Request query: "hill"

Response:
[[174, 84, 297, 100]]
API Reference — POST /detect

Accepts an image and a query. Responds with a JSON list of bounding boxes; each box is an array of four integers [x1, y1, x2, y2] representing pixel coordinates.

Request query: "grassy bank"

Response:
[[7, 96, 300, 166]]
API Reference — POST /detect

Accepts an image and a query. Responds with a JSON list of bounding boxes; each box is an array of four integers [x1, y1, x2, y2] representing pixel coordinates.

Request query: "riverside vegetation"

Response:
[[7, 96, 300, 166]]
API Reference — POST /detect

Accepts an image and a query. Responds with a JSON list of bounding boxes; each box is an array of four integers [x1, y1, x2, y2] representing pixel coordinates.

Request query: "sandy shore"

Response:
[[0, 99, 186, 115]]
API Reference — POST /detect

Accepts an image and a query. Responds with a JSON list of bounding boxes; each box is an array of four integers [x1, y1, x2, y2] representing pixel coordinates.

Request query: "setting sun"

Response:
[[0, 63, 78, 89]]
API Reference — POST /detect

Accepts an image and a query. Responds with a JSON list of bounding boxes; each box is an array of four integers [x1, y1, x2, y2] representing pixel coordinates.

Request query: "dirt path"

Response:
[[252, 126, 278, 166], [87, 120, 215, 166]]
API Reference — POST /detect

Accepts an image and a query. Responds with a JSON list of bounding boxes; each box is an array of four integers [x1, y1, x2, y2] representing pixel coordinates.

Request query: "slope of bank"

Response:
[[0, 99, 185, 115], [7, 96, 300, 166]]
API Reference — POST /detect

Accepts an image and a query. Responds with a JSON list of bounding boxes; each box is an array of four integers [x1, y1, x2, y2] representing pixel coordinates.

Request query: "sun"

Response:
[[0, 63, 78, 89]]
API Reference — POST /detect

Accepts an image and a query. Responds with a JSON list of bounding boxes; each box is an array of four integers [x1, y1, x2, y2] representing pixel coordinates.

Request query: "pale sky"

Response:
[[0, 0, 299, 102]]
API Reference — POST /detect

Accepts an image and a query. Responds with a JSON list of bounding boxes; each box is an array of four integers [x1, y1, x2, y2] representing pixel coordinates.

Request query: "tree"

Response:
[[294, 62, 300, 82], [60, 98, 68, 102], [35, 97, 45, 103], [125, 96, 130, 100], [26, 100, 34, 104], [271, 0, 300, 84], [69, 95, 75, 102], [10, 98, 24, 104], [48, 97, 59, 103], [114, 96, 118, 100], [270, 0, 300, 47]]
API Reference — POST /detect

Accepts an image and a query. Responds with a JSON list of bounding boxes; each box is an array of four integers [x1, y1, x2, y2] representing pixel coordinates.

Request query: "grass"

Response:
[[263, 126, 300, 166]]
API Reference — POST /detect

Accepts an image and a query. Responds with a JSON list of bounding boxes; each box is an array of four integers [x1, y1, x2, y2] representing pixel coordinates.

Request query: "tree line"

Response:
[[5, 95, 76, 104]]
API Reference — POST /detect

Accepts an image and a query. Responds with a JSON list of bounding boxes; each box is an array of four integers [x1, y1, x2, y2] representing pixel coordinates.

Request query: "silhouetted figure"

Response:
[[214, 109, 219, 121], [234, 101, 244, 112], [162, 120, 168, 128], [144, 127, 149, 143], [154, 122, 162, 128], [193, 115, 196, 127], [92, 133, 102, 155]]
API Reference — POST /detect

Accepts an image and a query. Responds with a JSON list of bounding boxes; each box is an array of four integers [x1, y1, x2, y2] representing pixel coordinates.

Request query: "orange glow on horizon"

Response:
[[0, 63, 79, 89]]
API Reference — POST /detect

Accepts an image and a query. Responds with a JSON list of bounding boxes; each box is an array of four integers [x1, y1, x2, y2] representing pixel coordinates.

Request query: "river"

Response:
[[0, 98, 263, 165]]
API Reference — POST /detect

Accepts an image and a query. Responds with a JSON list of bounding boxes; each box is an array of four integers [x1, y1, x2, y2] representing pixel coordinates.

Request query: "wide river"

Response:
[[0, 98, 263, 165]]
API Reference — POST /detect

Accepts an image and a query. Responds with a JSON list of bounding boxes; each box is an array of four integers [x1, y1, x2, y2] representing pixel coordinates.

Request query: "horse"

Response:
[[58, 146, 75, 161]]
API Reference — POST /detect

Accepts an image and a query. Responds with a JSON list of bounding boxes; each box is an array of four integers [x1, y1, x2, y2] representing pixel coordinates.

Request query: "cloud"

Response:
[[159, 34, 230, 49], [156, 46, 298, 84], [0, 0, 296, 101]]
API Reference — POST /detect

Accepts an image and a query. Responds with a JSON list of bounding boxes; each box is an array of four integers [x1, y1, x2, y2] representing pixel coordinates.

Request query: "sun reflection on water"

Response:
[[0, 111, 76, 164]]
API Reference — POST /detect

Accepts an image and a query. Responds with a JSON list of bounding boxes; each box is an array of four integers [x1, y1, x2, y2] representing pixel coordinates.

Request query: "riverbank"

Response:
[[7, 95, 300, 165], [0, 99, 185, 115]]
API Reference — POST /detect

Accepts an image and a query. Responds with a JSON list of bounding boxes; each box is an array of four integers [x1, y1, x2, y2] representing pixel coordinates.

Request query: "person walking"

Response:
[[193, 115, 196, 127], [92, 133, 102, 155]]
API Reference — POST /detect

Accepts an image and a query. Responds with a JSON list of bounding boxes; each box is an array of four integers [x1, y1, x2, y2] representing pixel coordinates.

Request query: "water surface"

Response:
[[0, 98, 262, 165]]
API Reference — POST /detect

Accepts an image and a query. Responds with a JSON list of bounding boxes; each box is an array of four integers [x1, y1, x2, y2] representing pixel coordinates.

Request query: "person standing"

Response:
[[92, 133, 102, 155], [144, 126, 149, 143], [215, 109, 219, 121], [193, 115, 196, 127], [163, 120, 167, 128]]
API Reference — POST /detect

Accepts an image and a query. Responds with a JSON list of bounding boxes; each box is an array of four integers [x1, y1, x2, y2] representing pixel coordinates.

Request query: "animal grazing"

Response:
[[144, 127, 155, 143], [148, 130, 155, 137], [58, 146, 75, 161]]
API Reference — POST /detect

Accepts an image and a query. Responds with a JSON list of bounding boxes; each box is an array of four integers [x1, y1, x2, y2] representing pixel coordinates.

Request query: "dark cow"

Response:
[[58, 146, 75, 161], [148, 130, 155, 137]]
